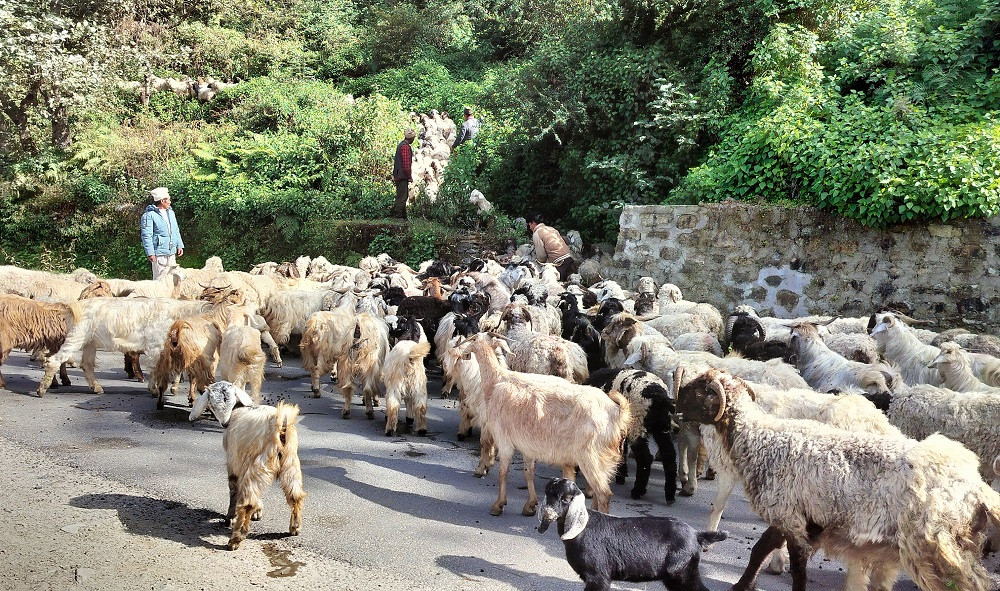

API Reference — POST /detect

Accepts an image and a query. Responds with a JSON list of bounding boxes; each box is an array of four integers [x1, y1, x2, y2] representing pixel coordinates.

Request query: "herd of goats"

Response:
[[2, 251, 1000, 591]]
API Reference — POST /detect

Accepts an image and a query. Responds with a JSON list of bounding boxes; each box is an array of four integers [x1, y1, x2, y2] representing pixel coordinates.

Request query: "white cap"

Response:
[[150, 187, 170, 202]]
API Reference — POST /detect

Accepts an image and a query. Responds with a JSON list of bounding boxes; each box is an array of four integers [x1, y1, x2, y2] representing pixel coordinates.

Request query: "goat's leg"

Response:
[[457, 396, 474, 440], [840, 560, 872, 591], [226, 473, 238, 525], [630, 437, 653, 500], [867, 562, 899, 591], [731, 526, 786, 591], [58, 360, 70, 387], [786, 536, 809, 591], [490, 449, 512, 516], [228, 501, 257, 551], [248, 371, 263, 405], [615, 438, 630, 485], [279, 458, 305, 536], [261, 330, 282, 368], [474, 427, 495, 477], [82, 343, 102, 394], [310, 367, 322, 397], [0, 346, 9, 389], [651, 430, 677, 504], [678, 422, 700, 496], [124, 353, 136, 379], [581, 576, 612, 591], [384, 388, 400, 436], [522, 457, 538, 516], [128, 352, 144, 382], [36, 356, 61, 397], [706, 471, 736, 531], [579, 461, 612, 513], [338, 361, 353, 418], [363, 383, 376, 420]]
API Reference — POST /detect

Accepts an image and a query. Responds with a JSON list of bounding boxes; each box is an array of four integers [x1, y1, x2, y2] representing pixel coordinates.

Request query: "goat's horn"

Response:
[[817, 316, 838, 326], [486, 331, 510, 342], [708, 377, 727, 422], [891, 310, 932, 326]]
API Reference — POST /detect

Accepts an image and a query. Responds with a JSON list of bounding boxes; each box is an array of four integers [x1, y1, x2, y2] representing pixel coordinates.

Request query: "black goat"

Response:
[[728, 314, 788, 361], [585, 368, 675, 503], [538, 478, 726, 591], [592, 298, 626, 332], [559, 293, 606, 373], [416, 259, 454, 279], [386, 314, 425, 345]]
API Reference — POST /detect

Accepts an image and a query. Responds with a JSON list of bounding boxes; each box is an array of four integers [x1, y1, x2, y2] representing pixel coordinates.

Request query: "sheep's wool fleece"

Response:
[[718, 377, 999, 591]]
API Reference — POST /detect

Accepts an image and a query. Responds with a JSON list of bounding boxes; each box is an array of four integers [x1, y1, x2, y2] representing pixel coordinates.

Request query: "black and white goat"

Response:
[[585, 368, 676, 504], [537, 478, 726, 591]]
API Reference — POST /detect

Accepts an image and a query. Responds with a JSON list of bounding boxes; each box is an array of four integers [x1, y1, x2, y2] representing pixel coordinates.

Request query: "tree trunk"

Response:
[[0, 80, 41, 156], [51, 103, 71, 149]]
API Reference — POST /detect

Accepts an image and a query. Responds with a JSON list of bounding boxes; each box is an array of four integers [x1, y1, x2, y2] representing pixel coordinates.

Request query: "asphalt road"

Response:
[[0, 349, 994, 591]]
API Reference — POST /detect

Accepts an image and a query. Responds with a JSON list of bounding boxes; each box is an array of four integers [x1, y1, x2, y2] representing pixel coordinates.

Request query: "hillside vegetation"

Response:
[[1, 0, 997, 277]]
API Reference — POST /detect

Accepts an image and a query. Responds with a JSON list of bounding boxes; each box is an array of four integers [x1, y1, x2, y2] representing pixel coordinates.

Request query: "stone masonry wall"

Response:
[[608, 203, 1000, 332]]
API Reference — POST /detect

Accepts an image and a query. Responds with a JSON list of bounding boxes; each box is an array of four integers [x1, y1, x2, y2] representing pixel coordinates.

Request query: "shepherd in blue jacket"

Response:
[[140, 187, 185, 279]]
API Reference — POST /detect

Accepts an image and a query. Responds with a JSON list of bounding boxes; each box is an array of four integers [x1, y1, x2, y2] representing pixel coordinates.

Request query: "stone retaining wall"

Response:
[[607, 203, 999, 332]]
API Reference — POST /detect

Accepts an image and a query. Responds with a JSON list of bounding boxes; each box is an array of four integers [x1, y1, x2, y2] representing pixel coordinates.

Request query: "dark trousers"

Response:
[[392, 180, 409, 218], [556, 258, 576, 280]]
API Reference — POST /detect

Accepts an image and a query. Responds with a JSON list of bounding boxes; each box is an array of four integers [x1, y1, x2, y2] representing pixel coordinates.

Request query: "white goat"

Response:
[[337, 313, 389, 420], [189, 382, 305, 551], [456, 334, 631, 516], [382, 340, 432, 436], [300, 308, 356, 398], [36, 298, 215, 396], [217, 321, 267, 404], [788, 322, 899, 395]]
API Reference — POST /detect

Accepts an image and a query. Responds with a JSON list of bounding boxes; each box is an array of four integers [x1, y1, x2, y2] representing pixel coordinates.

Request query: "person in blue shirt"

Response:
[[140, 187, 185, 279]]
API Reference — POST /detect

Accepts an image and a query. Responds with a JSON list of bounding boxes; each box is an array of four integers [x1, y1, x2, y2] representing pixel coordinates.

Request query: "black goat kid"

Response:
[[538, 478, 726, 591]]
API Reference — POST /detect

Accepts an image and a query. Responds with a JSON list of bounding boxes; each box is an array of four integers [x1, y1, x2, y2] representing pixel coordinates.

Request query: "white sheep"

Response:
[[0, 265, 98, 301], [928, 341, 1000, 392], [869, 383, 1000, 485], [501, 302, 588, 383], [381, 340, 432, 436], [217, 320, 267, 404], [677, 368, 1000, 591], [300, 308, 356, 398], [455, 334, 631, 516], [870, 312, 945, 386], [189, 382, 305, 551]]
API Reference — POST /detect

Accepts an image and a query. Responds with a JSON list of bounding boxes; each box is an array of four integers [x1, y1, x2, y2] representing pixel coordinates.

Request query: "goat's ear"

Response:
[[234, 386, 256, 408], [561, 494, 589, 540], [189, 390, 210, 421]]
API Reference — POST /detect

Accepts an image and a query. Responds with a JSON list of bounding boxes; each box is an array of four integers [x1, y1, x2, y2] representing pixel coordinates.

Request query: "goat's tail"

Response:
[[63, 301, 83, 329], [273, 401, 301, 448], [607, 389, 632, 449], [696, 530, 728, 548], [408, 340, 432, 363]]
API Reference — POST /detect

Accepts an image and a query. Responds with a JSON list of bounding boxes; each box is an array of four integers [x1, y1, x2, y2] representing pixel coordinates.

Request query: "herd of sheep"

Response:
[[2, 250, 1000, 589]]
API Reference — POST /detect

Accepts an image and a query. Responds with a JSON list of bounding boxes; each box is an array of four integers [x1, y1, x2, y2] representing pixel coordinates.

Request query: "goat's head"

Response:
[[537, 478, 589, 539], [928, 342, 965, 371], [675, 369, 743, 425], [635, 276, 657, 296], [189, 381, 256, 427], [657, 283, 683, 304], [869, 313, 899, 339], [634, 292, 657, 316]]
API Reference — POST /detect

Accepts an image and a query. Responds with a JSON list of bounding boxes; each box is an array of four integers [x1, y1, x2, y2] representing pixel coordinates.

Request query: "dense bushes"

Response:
[[3, 0, 999, 275]]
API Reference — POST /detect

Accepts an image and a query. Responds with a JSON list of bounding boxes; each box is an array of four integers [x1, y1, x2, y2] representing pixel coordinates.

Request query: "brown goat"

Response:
[[151, 307, 228, 408], [0, 295, 80, 391]]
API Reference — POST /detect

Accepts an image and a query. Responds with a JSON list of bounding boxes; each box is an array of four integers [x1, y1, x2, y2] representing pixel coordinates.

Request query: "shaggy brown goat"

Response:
[[0, 295, 80, 391]]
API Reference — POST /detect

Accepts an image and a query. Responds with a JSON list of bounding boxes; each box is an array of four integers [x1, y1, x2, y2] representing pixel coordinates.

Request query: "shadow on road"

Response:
[[70, 492, 226, 549], [435, 554, 579, 590]]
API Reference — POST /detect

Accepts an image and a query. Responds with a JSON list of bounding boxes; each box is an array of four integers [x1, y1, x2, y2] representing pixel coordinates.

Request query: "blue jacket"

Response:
[[140, 204, 185, 256]]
